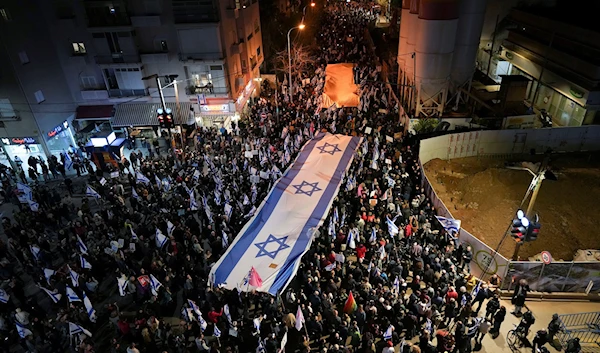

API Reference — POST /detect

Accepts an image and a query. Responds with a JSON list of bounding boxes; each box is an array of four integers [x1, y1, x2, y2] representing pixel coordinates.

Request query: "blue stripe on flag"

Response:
[[269, 136, 360, 294], [213, 134, 325, 284]]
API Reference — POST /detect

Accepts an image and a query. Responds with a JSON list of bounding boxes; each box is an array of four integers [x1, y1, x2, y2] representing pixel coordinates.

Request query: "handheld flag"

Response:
[[76, 235, 89, 255], [386, 216, 399, 236], [80, 256, 92, 270], [383, 325, 393, 340], [224, 304, 233, 325], [167, 221, 175, 236], [117, 276, 128, 297], [249, 267, 263, 287], [393, 277, 400, 294], [369, 227, 377, 243], [16, 321, 33, 338], [130, 227, 138, 240], [69, 322, 92, 337], [85, 185, 101, 199], [131, 187, 139, 199], [43, 268, 56, 285], [40, 286, 62, 303], [66, 285, 81, 302], [136, 171, 150, 184], [30, 245, 41, 261], [295, 305, 305, 331], [68, 265, 80, 287], [343, 291, 358, 313], [83, 292, 97, 323], [213, 325, 222, 337], [149, 274, 162, 296], [347, 229, 356, 249], [435, 216, 462, 234], [222, 231, 229, 249], [0, 288, 10, 304], [64, 151, 73, 170], [253, 317, 261, 333], [155, 229, 168, 248]]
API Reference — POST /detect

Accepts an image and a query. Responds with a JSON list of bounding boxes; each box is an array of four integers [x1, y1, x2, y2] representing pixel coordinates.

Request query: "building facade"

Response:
[[0, 0, 263, 166], [477, 8, 600, 126]]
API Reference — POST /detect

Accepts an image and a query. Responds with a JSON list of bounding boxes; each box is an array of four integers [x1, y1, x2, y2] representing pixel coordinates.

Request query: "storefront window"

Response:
[[46, 121, 77, 159], [1, 137, 46, 170]]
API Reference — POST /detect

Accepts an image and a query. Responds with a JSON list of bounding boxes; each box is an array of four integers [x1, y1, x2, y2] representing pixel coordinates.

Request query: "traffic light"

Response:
[[511, 209, 529, 242], [525, 214, 541, 242], [164, 108, 173, 129]]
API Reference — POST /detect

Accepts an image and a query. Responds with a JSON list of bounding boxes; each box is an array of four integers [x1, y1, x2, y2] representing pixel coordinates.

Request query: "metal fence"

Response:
[[555, 313, 600, 353], [502, 261, 600, 294]]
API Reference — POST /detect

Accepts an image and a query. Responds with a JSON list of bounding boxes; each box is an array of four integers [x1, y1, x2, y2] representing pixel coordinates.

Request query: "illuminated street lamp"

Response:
[[287, 24, 305, 97]]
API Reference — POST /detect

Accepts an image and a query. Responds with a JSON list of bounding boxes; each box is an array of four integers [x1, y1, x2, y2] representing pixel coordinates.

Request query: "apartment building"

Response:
[[0, 0, 263, 166]]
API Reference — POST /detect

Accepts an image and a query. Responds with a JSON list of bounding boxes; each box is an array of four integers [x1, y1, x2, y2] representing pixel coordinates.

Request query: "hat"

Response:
[[387, 340, 393, 347]]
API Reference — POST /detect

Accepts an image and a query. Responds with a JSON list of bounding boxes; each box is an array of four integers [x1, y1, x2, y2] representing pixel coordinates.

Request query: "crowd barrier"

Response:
[[418, 125, 600, 293]]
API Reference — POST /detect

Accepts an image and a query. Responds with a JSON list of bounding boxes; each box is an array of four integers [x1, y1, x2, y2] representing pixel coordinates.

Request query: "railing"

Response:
[[556, 329, 600, 352], [108, 89, 148, 97], [501, 261, 600, 293], [86, 14, 131, 27], [178, 52, 223, 61], [95, 54, 141, 64], [558, 312, 600, 330]]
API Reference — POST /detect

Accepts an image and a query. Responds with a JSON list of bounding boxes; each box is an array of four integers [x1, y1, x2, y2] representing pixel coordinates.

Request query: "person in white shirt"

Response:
[[382, 340, 395, 353], [15, 308, 30, 325]]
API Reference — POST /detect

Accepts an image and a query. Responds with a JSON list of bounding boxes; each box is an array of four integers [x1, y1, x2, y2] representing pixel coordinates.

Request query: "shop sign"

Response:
[[47, 120, 69, 138], [201, 104, 229, 113], [2, 137, 38, 145]]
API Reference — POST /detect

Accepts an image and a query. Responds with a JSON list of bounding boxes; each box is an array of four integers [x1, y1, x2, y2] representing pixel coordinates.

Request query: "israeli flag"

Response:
[[367, 261, 373, 273], [325, 263, 336, 271], [210, 134, 362, 295], [222, 231, 229, 249], [243, 194, 250, 205], [257, 338, 266, 353], [362, 140, 368, 156], [224, 203, 233, 220], [369, 227, 377, 243], [136, 171, 150, 184], [64, 151, 73, 170], [387, 216, 399, 236], [435, 216, 462, 234], [167, 221, 175, 236], [40, 286, 62, 303], [345, 175, 356, 191], [83, 292, 96, 323], [155, 229, 168, 248], [30, 245, 41, 261], [43, 268, 55, 285], [385, 174, 396, 188], [383, 325, 393, 340], [66, 285, 81, 302], [68, 265, 80, 287], [333, 207, 339, 224], [347, 229, 356, 249], [328, 219, 335, 240], [130, 227, 138, 240], [117, 276, 128, 297], [80, 256, 92, 270], [69, 322, 92, 337], [149, 274, 162, 296], [86, 185, 101, 199], [214, 191, 222, 205], [155, 175, 161, 189], [224, 304, 233, 325], [131, 187, 139, 199], [190, 195, 199, 211], [253, 317, 261, 333], [17, 182, 32, 200], [0, 288, 10, 304], [471, 281, 481, 298], [16, 321, 33, 338], [28, 200, 39, 212], [393, 277, 400, 294], [76, 235, 88, 255], [213, 325, 222, 337]]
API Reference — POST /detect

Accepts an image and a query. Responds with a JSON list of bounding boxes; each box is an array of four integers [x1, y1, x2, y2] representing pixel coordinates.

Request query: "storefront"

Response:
[[46, 120, 77, 159], [235, 79, 258, 114], [0, 136, 45, 170], [195, 97, 236, 130]]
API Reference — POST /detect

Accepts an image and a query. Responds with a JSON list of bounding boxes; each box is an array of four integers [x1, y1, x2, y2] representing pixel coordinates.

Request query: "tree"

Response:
[[273, 44, 314, 83]]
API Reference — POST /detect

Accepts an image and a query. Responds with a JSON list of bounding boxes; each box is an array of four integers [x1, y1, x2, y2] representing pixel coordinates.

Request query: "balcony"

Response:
[[86, 14, 132, 27], [108, 89, 148, 98], [178, 52, 223, 61], [186, 85, 228, 95], [230, 42, 245, 55], [130, 15, 161, 27], [81, 89, 109, 100], [95, 53, 141, 64], [140, 52, 169, 64]]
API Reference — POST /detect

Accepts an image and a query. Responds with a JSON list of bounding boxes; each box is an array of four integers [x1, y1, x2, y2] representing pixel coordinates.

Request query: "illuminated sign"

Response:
[[2, 137, 38, 145], [201, 104, 229, 112], [47, 120, 69, 138]]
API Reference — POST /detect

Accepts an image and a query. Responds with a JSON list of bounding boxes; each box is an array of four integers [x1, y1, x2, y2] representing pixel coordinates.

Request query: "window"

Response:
[[81, 76, 97, 89], [34, 90, 45, 104], [210, 65, 222, 71], [241, 59, 247, 70], [257, 47, 261, 57], [254, 19, 260, 33], [0, 99, 16, 118], [160, 40, 168, 52], [192, 72, 212, 86], [0, 8, 11, 21], [105, 32, 121, 53], [247, 33, 253, 41], [18, 51, 29, 64], [72, 42, 87, 55]]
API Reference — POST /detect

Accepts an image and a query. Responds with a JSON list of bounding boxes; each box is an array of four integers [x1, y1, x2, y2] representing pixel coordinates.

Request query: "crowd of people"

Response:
[[0, 2, 583, 353]]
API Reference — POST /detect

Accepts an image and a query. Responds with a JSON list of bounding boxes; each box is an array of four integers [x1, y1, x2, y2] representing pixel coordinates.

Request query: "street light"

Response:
[[142, 74, 182, 151], [287, 24, 305, 97]]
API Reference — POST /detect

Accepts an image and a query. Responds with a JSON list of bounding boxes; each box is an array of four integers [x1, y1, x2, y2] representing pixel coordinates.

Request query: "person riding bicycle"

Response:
[[532, 329, 549, 353], [518, 310, 536, 337], [565, 337, 581, 353]]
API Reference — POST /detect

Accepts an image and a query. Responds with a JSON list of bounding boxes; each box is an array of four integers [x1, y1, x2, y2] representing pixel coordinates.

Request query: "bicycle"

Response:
[[507, 323, 528, 352]]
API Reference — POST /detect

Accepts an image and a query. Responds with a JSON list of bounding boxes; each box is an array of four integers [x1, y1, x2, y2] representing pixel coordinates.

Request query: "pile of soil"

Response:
[[423, 155, 600, 261]]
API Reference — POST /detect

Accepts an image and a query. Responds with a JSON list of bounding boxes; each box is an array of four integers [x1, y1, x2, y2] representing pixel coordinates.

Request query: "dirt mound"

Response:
[[424, 156, 600, 260]]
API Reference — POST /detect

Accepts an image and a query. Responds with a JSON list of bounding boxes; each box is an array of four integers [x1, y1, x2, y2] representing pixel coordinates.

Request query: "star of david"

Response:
[[254, 234, 290, 259], [316, 142, 342, 155], [292, 180, 322, 196]]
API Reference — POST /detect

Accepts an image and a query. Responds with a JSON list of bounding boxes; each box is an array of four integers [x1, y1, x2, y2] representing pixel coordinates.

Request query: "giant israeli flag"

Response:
[[210, 133, 361, 295]]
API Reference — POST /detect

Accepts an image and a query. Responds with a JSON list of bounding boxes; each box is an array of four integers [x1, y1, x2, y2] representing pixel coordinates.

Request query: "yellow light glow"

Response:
[[299, 23, 306, 29], [311, 2, 316, 6]]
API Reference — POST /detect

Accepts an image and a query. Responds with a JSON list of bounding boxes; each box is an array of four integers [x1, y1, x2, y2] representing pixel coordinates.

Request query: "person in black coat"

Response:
[[490, 306, 506, 337], [512, 279, 530, 315]]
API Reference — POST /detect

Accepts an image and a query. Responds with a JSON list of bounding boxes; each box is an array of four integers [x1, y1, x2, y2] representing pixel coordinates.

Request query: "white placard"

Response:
[[259, 171, 270, 179], [335, 253, 345, 263], [385, 158, 392, 165], [386, 135, 393, 143], [245, 151, 253, 158], [365, 127, 372, 134], [99, 177, 107, 185], [250, 175, 260, 184], [252, 150, 259, 156], [110, 172, 120, 178], [129, 243, 136, 252]]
